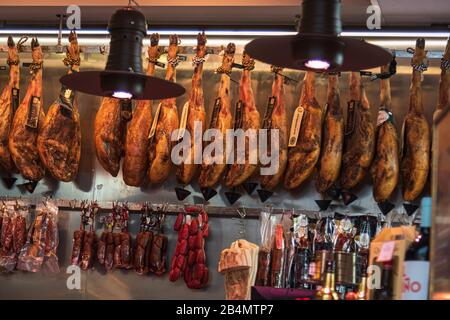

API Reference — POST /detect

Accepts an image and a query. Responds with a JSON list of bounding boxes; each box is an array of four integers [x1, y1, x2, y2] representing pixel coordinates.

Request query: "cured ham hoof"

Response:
[[1, 177, 17, 189], [257, 189, 273, 203], [403, 203, 419, 216], [175, 187, 191, 201], [17, 181, 38, 194], [341, 191, 357, 206], [225, 191, 241, 205], [200, 187, 217, 201], [378, 201, 395, 215], [242, 182, 258, 196], [315, 199, 332, 211]]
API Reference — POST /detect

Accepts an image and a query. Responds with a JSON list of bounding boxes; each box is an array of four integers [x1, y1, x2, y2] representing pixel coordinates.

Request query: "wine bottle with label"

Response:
[[402, 197, 431, 300]]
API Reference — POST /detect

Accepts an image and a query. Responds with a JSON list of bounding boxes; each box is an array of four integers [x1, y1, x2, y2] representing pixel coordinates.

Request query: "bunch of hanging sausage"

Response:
[[70, 202, 170, 278], [0, 32, 81, 183], [94, 34, 449, 205], [0, 200, 59, 273], [169, 207, 209, 289]]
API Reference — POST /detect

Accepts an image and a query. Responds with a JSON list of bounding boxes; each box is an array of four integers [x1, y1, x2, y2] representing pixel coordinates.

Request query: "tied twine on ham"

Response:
[[37, 30, 81, 182], [123, 33, 161, 187], [316, 74, 344, 194], [9, 38, 45, 181], [147, 34, 180, 184], [176, 32, 207, 185], [259, 66, 289, 191], [370, 64, 400, 203], [401, 38, 431, 202], [225, 52, 260, 188], [284, 71, 322, 190], [198, 43, 235, 189], [0, 36, 20, 172]]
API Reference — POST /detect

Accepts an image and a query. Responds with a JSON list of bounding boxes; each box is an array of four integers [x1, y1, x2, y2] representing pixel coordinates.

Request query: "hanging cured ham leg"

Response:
[[284, 72, 322, 190], [176, 32, 207, 185], [225, 53, 260, 188], [401, 38, 430, 202], [198, 43, 235, 189], [148, 35, 180, 184], [260, 66, 288, 191], [123, 33, 161, 187], [94, 97, 123, 177], [370, 64, 399, 203], [9, 38, 45, 181], [316, 75, 344, 194], [340, 72, 375, 191], [37, 31, 81, 182], [0, 37, 20, 172]]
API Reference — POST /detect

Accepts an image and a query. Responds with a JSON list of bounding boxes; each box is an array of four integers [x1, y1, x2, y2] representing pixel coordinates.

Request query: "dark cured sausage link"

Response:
[[71, 230, 85, 265]]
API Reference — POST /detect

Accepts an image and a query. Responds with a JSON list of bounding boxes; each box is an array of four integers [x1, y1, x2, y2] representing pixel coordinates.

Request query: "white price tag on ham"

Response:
[[177, 101, 190, 141], [376, 241, 395, 262], [288, 106, 304, 147], [148, 102, 162, 140]]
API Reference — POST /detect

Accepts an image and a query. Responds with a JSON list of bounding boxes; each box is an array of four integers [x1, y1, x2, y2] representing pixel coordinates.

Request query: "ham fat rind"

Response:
[[123, 33, 160, 186], [401, 38, 430, 201], [260, 66, 288, 191], [148, 35, 180, 184], [340, 72, 375, 190], [0, 37, 19, 172], [9, 38, 45, 181], [198, 43, 235, 188], [37, 31, 81, 182], [370, 64, 399, 203], [225, 53, 260, 188], [284, 72, 322, 190], [176, 32, 207, 185]]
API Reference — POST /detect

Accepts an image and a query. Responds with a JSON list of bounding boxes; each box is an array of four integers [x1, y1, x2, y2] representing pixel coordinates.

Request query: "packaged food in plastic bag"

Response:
[[255, 210, 273, 286], [0, 202, 29, 272], [17, 203, 50, 272], [43, 202, 60, 273]]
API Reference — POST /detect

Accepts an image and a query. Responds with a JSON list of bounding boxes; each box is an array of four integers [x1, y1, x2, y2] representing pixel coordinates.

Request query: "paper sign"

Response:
[[288, 106, 304, 147], [148, 103, 162, 140], [178, 101, 190, 141], [376, 241, 395, 262]]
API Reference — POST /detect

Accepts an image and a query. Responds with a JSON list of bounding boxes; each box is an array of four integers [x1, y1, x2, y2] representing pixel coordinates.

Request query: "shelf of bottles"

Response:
[[253, 198, 431, 300]]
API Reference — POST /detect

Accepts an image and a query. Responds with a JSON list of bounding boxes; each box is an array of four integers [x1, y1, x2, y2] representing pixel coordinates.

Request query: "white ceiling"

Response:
[[0, 0, 448, 28]]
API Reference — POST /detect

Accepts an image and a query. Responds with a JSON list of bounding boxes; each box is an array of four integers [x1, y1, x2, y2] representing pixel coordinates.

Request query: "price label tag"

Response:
[[209, 97, 221, 129], [148, 102, 162, 140], [25, 96, 41, 129], [275, 224, 283, 250], [262, 96, 276, 130], [177, 101, 190, 141], [288, 106, 304, 147], [376, 241, 395, 262]]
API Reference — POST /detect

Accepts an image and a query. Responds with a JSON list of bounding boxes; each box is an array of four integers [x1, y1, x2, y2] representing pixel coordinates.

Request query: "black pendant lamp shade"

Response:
[[60, 7, 185, 100], [245, 0, 392, 72]]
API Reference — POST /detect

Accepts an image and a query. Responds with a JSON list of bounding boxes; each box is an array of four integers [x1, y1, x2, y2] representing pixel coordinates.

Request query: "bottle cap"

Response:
[[420, 197, 432, 228]]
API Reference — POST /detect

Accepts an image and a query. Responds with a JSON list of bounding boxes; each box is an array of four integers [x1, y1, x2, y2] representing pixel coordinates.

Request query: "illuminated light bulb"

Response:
[[304, 59, 331, 70], [113, 91, 132, 99]]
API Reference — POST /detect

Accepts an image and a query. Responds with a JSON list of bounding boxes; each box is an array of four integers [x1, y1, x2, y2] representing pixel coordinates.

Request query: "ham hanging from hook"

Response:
[[0, 36, 20, 172], [401, 38, 430, 201], [176, 32, 207, 185], [123, 33, 161, 186], [37, 30, 81, 182], [147, 34, 180, 184], [9, 38, 45, 181]]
